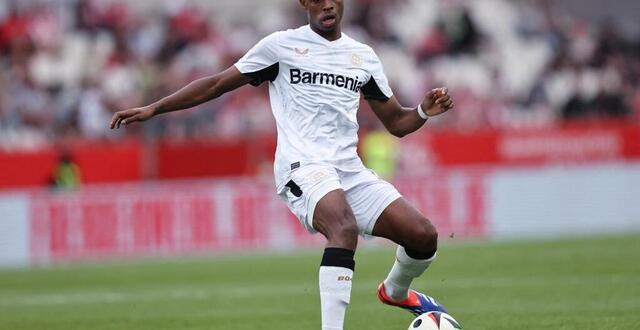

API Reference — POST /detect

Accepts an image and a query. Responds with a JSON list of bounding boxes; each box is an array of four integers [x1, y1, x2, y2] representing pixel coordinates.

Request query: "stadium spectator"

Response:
[[50, 151, 81, 189], [0, 0, 638, 148]]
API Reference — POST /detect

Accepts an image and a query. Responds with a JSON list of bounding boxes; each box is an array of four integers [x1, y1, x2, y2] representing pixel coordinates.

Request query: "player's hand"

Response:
[[109, 105, 155, 129], [422, 87, 454, 117]]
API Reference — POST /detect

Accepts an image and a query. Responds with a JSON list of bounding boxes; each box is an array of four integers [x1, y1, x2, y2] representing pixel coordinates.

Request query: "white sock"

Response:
[[383, 246, 436, 301], [319, 266, 353, 330]]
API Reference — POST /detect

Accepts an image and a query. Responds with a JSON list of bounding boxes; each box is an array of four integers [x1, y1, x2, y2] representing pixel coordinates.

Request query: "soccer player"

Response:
[[110, 1, 455, 329]]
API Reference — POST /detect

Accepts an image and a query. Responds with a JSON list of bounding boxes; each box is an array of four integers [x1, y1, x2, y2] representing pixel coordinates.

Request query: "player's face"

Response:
[[300, 0, 343, 34]]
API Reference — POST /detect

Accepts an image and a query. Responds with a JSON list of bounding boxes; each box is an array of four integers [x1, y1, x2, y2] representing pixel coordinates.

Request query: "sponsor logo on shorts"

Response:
[[311, 171, 329, 183]]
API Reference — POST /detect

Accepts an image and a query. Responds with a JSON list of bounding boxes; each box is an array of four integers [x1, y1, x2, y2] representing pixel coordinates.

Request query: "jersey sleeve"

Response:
[[361, 49, 393, 101], [234, 32, 281, 86]]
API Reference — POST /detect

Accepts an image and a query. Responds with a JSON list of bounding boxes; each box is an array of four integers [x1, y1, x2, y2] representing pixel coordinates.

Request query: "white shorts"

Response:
[[278, 163, 402, 236]]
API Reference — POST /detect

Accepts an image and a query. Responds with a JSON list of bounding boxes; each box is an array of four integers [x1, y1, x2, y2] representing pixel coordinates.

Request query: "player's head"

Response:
[[299, 0, 344, 36]]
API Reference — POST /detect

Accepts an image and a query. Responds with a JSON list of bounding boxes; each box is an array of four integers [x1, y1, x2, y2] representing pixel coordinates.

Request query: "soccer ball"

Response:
[[408, 311, 462, 330]]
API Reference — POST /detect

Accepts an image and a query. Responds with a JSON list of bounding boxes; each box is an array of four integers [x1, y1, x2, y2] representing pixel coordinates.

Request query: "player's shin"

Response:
[[319, 247, 355, 330], [383, 246, 436, 301]]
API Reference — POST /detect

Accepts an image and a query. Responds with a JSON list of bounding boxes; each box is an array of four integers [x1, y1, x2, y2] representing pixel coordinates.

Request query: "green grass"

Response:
[[1, 234, 639, 329]]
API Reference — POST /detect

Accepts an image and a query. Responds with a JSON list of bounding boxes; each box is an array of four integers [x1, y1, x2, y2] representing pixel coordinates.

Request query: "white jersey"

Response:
[[234, 25, 393, 191]]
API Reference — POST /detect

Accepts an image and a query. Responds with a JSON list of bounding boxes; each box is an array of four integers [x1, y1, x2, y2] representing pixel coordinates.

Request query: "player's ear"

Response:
[[299, 0, 307, 9]]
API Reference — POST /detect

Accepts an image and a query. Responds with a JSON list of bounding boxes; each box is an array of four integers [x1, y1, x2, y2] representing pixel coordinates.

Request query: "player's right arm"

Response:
[[109, 66, 253, 129], [111, 30, 280, 129]]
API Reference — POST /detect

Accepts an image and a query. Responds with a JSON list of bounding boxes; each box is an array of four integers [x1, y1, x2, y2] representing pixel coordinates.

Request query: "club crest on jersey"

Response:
[[290, 68, 363, 93], [351, 53, 362, 66], [294, 47, 309, 56]]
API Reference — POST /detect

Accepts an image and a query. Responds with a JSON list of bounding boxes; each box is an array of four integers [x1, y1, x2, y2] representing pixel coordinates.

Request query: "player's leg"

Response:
[[313, 189, 359, 250], [373, 196, 438, 278], [372, 197, 447, 314], [312, 189, 359, 330], [280, 164, 359, 329]]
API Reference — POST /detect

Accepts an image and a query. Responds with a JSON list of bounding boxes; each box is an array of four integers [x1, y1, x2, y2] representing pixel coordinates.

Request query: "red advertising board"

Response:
[[2, 122, 639, 190], [415, 123, 640, 167], [27, 172, 488, 263], [0, 139, 143, 189]]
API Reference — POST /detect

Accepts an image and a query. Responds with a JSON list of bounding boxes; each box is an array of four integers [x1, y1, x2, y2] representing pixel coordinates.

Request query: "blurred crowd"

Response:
[[0, 0, 639, 149]]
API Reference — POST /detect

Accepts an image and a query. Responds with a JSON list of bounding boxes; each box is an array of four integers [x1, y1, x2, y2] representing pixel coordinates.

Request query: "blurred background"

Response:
[[0, 0, 639, 265], [0, 0, 639, 144], [1, 1, 639, 329]]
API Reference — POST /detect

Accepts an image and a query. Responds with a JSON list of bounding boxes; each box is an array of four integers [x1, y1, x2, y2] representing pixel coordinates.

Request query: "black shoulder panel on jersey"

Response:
[[361, 77, 390, 101], [242, 63, 280, 86]]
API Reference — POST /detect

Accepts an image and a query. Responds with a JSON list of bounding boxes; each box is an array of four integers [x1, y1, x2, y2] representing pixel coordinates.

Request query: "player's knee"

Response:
[[407, 218, 438, 256], [334, 219, 359, 243], [318, 206, 359, 248], [326, 225, 358, 250], [332, 212, 359, 248]]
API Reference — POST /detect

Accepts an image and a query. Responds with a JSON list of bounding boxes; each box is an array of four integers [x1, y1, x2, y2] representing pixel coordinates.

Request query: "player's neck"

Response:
[[309, 24, 342, 42]]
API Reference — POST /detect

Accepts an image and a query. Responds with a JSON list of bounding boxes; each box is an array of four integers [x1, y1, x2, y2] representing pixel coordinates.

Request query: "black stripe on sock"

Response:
[[320, 248, 355, 271]]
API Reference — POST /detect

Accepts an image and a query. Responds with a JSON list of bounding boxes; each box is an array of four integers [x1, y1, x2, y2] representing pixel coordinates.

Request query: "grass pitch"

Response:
[[0, 234, 639, 330]]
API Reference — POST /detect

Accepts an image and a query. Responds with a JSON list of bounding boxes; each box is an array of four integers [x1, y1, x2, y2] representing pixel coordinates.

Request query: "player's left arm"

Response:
[[367, 87, 453, 137]]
